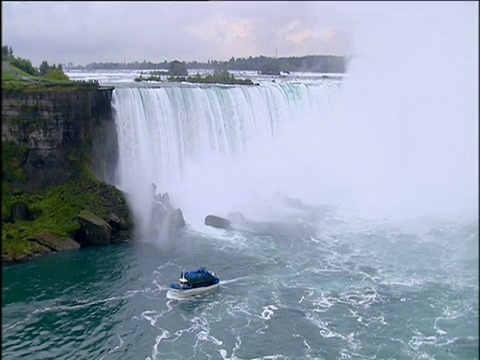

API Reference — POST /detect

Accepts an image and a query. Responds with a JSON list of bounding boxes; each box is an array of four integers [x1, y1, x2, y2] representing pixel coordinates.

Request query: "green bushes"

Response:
[[1, 141, 29, 186], [168, 69, 254, 85], [2, 45, 71, 85], [134, 75, 162, 82], [45, 68, 70, 81], [134, 62, 253, 85]]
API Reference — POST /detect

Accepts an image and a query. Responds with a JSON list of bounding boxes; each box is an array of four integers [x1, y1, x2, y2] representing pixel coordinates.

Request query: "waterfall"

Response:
[[112, 82, 341, 239]]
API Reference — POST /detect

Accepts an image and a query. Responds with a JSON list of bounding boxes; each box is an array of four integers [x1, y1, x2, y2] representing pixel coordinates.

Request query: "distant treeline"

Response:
[[74, 55, 348, 73]]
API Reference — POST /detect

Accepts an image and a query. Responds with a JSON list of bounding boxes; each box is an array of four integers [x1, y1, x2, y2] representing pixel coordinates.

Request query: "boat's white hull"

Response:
[[167, 282, 220, 299]]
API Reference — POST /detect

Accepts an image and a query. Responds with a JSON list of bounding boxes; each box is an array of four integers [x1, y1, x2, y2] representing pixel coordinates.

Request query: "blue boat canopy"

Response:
[[183, 267, 215, 283], [170, 267, 219, 291]]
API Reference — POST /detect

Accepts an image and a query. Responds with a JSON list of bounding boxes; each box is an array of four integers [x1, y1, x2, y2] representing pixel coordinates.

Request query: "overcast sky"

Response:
[[1, 1, 478, 67]]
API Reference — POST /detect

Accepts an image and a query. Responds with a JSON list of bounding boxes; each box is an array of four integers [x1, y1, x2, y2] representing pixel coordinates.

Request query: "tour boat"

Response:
[[167, 267, 220, 298]]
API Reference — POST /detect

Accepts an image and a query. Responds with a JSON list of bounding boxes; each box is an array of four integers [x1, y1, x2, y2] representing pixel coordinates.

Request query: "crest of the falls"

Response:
[[112, 82, 341, 236]]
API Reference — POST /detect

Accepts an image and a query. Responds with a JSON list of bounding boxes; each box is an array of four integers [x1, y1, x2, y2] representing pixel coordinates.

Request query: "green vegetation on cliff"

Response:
[[2, 45, 68, 80], [2, 63, 98, 92], [2, 178, 130, 260], [2, 50, 132, 265], [2, 141, 29, 185], [2, 141, 131, 263], [2, 45, 98, 92]]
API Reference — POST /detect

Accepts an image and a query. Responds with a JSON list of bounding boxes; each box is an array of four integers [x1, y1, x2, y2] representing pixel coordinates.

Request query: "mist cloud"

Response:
[[330, 1, 478, 219]]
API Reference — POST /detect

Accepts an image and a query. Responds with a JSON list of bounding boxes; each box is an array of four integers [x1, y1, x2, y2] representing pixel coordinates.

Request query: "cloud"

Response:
[[189, 19, 258, 60], [281, 21, 313, 45], [2, 1, 476, 69], [2, 1, 355, 66]]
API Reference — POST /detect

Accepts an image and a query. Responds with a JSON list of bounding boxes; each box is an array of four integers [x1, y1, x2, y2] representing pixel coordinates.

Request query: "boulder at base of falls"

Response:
[[170, 208, 185, 229], [108, 212, 129, 230], [205, 215, 231, 229], [151, 187, 186, 231], [29, 231, 81, 252], [76, 211, 112, 246]]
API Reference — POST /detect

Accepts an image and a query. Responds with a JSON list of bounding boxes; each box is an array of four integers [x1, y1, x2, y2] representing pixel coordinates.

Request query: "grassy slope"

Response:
[[2, 62, 97, 91]]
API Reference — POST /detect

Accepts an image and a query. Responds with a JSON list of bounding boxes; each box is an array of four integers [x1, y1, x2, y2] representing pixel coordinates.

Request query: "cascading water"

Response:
[[112, 82, 341, 240], [3, 5, 477, 359]]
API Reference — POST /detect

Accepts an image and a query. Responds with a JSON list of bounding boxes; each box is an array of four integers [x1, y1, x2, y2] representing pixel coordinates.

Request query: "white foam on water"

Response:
[[260, 305, 278, 320]]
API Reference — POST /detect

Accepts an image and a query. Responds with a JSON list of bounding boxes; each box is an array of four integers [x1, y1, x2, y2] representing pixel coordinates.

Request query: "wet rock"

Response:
[[11, 202, 30, 222], [14, 254, 29, 263], [30, 231, 80, 251], [108, 212, 129, 230], [205, 215, 231, 229], [109, 212, 121, 228], [77, 211, 112, 246], [2, 255, 14, 265], [151, 186, 186, 231], [170, 208, 185, 229]]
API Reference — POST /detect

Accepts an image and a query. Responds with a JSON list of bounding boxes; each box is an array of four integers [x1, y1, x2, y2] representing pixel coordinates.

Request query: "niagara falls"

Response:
[[2, 2, 477, 360]]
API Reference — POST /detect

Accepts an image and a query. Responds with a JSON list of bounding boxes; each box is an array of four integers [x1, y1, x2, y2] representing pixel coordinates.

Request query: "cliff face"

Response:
[[2, 86, 133, 265], [1, 88, 118, 191]]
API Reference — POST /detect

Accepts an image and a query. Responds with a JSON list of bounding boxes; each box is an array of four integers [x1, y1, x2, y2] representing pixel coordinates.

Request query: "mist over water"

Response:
[[333, 2, 479, 220]]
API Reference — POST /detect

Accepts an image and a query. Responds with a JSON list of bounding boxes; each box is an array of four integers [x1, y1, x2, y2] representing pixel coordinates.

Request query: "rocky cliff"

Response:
[[2, 85, 133, 265], [2, 87, 118, 190]]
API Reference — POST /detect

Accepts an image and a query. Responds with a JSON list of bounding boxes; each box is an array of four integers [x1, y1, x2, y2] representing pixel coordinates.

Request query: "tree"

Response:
[[260, 60, 280, 75], [168, 60, 188, 76], [38, 60, 69, 80], [45, 68, 69, 81], [2, 45, 14, 60], [39, 60, 50, 76], [213, 67, 232, 82], [9, 57, 37, 76]]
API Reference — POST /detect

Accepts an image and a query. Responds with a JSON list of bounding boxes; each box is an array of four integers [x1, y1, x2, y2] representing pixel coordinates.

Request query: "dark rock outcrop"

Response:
[[205, 215, 231, 229], [152, 187, 185, 231], [2, 255, 15, 265], [77, 211, 112, 246], [109, 212, 129, 230], [29, 231, 80, 252], [14, 254, 29, 263], [169, 208, 186, 229], [11, 202, 30, 222]]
